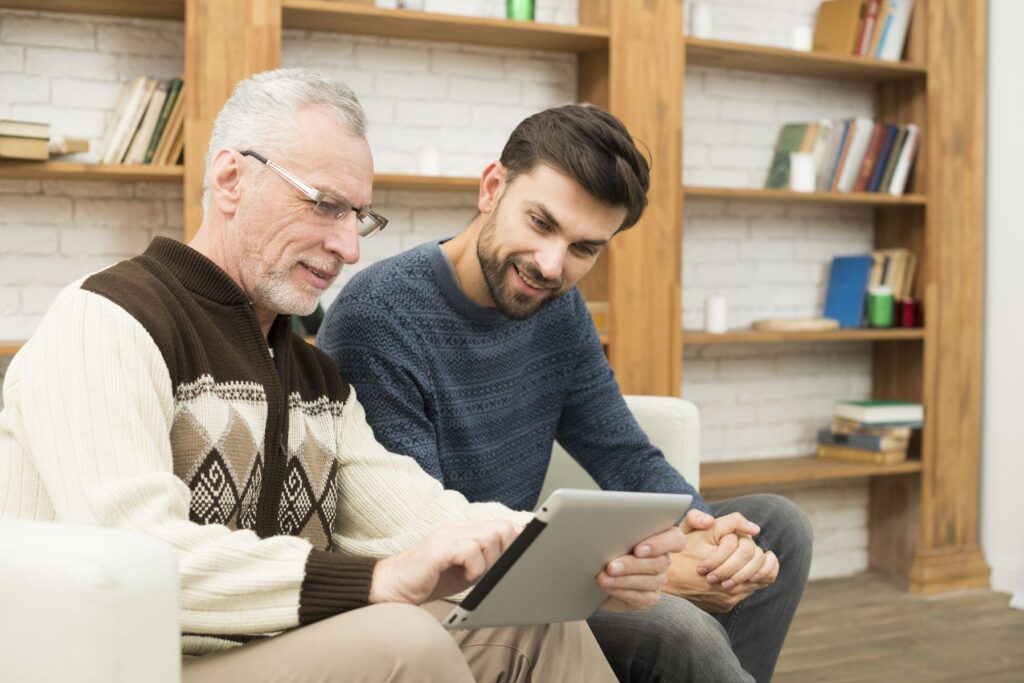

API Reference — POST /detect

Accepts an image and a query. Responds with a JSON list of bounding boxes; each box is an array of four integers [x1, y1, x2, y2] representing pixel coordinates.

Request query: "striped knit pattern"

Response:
[[320, 240, 707, 513]]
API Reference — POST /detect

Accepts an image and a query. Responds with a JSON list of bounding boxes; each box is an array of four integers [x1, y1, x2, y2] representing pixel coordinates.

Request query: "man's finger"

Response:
[[710, 512, 760, 541], [697, 532, 739, 576], [633, 526, 686, 557], [678, 509, 715, 534]]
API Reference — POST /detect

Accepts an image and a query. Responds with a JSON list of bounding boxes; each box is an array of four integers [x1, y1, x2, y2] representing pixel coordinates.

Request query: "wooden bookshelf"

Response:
[[374, 174, 477, 192], [684, 186, 927, 207], [0, 0, 183, 20], [683, 328, 925, 345], [0, 162, 184, 182], [281, 0, 608, 52], [701, 456, 923, 491], [686, 37, 927, 82]]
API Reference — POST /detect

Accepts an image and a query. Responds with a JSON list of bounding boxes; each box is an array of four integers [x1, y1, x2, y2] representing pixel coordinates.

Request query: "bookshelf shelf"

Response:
[[0, 0, 183, 20], [701, 456, 923, 491], [682, 328, 925, 345], [374, 174, 478, 192], [0, 162, 184, 182], [686, 37, 927, 82], [684, 186, 927, 207], [281, 0, 608, 53]]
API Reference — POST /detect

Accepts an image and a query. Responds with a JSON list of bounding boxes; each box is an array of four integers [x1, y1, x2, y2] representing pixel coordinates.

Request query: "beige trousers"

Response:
[[182, 601, 617, 682]]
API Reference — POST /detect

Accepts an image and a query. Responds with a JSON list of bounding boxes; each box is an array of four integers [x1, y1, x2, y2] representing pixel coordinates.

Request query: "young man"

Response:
[[0, 71, 685, 682], [321, 104, 814, 683]]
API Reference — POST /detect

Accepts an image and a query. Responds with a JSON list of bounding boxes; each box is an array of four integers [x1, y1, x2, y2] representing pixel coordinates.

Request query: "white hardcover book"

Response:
[[836, 116, 876, 192], [878, 0, 915, 62], [887, 123, 920, 196], [123, 81, 168, 165], [102, 77, 155, 165]]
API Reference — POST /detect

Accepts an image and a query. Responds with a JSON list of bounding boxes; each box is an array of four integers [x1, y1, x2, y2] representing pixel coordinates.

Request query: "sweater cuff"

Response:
[[298, 550, 377, 625]]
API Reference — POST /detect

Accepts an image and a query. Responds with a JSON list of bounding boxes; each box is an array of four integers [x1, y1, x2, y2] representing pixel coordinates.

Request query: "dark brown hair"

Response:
[[499, 104, 650, 231]]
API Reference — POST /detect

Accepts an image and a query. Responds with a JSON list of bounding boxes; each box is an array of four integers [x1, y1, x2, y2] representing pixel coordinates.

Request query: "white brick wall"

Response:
[[683, 0, 880, 578], [0, 1, 874, 580]]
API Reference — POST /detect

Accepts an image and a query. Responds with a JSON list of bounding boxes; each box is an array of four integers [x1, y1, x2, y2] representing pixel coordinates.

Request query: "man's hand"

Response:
[[369, 520, 522, 605], [598, 525, 687, 612], [663, 509, 780, 613]]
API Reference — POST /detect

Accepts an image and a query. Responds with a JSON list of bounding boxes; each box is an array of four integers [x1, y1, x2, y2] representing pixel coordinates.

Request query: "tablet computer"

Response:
[[443, 488, 691, 630]]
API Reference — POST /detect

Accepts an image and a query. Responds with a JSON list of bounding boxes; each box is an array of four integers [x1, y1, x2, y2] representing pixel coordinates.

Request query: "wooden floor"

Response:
[[775, 573, 1024, 682]]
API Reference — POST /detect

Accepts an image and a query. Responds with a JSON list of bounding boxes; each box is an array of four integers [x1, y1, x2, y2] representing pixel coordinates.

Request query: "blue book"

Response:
[[868, 124, 900, 192], [823, 255, 874, 328]]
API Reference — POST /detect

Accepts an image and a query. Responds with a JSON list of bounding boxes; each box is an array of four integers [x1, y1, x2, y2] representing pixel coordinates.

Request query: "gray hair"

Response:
[[202, 68, 368, 212]]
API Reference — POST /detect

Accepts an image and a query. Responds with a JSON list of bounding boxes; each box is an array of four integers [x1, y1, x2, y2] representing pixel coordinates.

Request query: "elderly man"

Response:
[[320, 103, 814, 683], [0, 69, 684, 682]]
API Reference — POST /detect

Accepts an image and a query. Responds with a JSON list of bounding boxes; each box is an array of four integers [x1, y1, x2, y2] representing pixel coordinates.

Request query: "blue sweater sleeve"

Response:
[[555, 296, 710, 513], [318, 296, 444, 481]]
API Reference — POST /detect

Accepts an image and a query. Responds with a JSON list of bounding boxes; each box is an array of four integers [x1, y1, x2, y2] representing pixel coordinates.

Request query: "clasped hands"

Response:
[[662, 509, 780, 613], [368, 519, 686, 611]]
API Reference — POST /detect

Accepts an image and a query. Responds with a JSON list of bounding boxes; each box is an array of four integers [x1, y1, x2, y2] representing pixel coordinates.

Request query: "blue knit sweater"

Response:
[[320, 240, 707, 513]]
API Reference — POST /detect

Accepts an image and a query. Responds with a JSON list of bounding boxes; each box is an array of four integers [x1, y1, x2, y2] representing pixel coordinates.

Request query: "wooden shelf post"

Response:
[[183, 0, 282, 240]]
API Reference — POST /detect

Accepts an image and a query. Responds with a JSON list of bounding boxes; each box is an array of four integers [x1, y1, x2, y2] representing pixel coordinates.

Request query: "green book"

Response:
[[765, 123, 809, 189], [144, 78, 183, 165], [834, 400, 923, 425]]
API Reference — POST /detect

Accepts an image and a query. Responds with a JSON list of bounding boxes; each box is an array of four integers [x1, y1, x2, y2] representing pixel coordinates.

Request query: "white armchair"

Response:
[[539, 395, 701, 504], [0, 519, 181, 683]]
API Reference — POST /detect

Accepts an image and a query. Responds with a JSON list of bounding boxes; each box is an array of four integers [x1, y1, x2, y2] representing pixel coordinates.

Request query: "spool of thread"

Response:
[[789, 152, 816, 192], [704, 295, 728, 334], [895, 298, 921, 327], [689, 3, 713, 39], [867, 286, 894, 328], [506, 0, 534, 21]]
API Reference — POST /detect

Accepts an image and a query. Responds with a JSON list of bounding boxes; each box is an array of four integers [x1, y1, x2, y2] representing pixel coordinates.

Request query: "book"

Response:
[[834, 399, 923, 424], [100, 76, 154, 164], [152, 83, 186, 166], [853, 121, 888, 192], [813, 0, 865, 55], [0, 135, 49, 160], [887, 123, 920, 195], [809, 119, 834, 186], [854, 0, 881, 56], [818, 428, 909, 451], [878, 125, 908, 193], [878, 0, 914, 61], [836, 116, 876, 192], [0, 119, 49, 138], [868, 0, 895, 58], [817, 443, 908, 464], [823, 254, 874, 328], [828, 119, 854, 190], [765, 123, 810, 189], [124, 80, 169, 165], [831, 417, 913, 438], [144, 78, 183, 164], [867, 124, 899, 192]]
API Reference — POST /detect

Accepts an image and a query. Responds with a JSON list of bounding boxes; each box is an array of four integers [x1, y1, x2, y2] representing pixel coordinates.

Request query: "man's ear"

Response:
[[208, 148, 244, 216], [478, 160, 506, 214]]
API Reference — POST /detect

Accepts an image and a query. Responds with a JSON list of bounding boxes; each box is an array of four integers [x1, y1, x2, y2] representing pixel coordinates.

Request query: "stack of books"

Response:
[[765, 118, 920, 196], [813, 0, 915, 62], [817, 400, 923, 464], [99, 76, 185, 166], [0, 119, 50, 161]]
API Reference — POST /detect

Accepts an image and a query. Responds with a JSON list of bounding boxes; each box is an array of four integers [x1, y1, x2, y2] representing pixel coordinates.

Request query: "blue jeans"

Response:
[[586, 494, 813, 682]]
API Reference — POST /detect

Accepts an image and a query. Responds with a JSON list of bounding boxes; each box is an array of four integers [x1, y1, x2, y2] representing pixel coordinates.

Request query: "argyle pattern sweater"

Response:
[[320, 240, 708, 514], [0, 238, 528, 655]]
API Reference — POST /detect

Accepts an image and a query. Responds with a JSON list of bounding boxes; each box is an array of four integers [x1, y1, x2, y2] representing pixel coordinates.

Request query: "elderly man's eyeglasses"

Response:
[[240, 150, 387, 238]]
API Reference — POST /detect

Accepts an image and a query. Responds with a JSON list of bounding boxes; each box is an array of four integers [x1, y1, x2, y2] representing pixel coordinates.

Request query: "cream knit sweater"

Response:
[[0, 240, 531, 655]]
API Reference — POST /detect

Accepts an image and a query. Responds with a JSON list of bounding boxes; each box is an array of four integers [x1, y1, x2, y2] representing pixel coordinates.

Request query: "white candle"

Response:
[[705, 295, 728, 334]]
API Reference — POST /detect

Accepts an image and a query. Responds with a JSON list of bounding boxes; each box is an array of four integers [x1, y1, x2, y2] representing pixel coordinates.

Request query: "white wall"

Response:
[[982, 0, 1024, 595], [0, 0, 893, 580]]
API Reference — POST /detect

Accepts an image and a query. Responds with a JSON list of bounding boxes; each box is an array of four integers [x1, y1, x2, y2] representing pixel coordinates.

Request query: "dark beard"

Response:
[[477, 212, 560, 321]]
